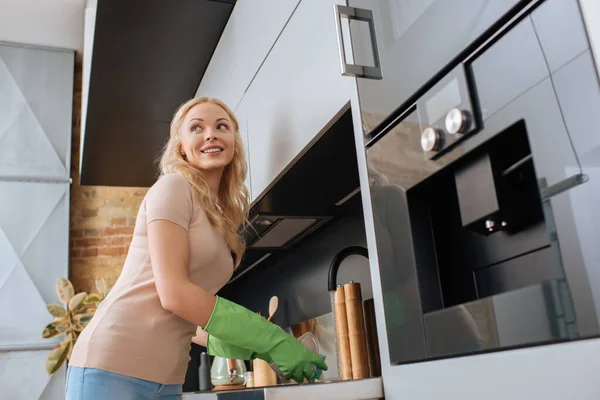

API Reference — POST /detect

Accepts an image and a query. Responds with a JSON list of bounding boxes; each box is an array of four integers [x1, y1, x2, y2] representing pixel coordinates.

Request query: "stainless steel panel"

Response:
[[347, 0, 521, 133]]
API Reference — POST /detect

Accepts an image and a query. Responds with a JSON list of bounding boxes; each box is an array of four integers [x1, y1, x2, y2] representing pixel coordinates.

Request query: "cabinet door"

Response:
[[196, 0, 301, 111], [234, 95, 252, 201], [246, 0, 354, 201]]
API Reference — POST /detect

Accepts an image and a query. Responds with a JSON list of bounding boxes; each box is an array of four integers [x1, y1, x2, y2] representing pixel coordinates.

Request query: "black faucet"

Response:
[[328, 246, 369, 291]]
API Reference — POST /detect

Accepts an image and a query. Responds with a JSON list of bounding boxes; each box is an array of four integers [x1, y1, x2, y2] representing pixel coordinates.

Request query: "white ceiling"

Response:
[[0, 0, 87, 50]]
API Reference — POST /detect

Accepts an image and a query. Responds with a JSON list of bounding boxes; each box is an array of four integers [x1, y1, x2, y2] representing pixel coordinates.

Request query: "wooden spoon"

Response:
[[268, 296, 278, 322]]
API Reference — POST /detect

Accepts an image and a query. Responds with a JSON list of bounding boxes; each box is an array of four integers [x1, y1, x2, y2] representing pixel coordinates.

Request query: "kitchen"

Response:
[[1, 0, 599, 399], [80, 0, 600, 398]]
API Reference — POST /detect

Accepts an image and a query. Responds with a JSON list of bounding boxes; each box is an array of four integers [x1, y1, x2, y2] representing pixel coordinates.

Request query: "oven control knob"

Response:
[[445, 108, 469, 134], [421, 127, 443, 152]]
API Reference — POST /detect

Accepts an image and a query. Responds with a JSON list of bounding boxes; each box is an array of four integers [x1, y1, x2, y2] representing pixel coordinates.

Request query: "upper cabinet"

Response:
[[195, 0, 301, 111], [235, 94, 252, 201], [245, 0, 355, 201]]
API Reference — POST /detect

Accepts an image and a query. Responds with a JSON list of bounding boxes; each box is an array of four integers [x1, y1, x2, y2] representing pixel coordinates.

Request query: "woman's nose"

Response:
[[203, 128, 215, 140]]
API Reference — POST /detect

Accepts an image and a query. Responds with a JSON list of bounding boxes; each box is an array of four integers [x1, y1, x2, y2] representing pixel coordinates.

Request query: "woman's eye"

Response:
[[217, 123, 229, 130], [192, 125, 202, 132]]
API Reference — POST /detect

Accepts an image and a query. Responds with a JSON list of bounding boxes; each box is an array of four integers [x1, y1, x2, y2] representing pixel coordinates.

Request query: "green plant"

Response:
[[41, 277, 111, 374]]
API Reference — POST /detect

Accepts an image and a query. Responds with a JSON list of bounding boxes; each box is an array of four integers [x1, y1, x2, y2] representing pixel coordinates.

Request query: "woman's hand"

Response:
[[266, 334, 327, 383], [192, 326, 208, 347]]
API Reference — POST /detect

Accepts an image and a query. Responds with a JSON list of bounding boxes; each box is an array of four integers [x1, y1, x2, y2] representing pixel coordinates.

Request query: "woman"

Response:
[[66, 97, 327, 400]]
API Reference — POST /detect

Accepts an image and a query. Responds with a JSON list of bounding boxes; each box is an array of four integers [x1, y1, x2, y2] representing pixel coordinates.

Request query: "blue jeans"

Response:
[[66, 366, 183, 400]]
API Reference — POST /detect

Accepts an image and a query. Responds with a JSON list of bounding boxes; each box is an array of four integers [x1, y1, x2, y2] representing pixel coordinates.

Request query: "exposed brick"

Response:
[[84, 228, 101, 237], [70, 229, 84, 238], [109, 236, 131, 246], [134, 189, 148, 197], [99, 246, 128, 257], [99, 207, 129, 218], [83, 247, 99, 257], [72, 199, 105, 210], [101, 227, 133, 236], [111, 217, 127, 226], [82, 189, 97, 199], [82, 209, 98, 218], [74, 237, 104, 248]]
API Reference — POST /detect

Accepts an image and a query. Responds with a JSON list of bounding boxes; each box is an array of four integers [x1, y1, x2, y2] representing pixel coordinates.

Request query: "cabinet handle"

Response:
[[334, 5, 382, 80]]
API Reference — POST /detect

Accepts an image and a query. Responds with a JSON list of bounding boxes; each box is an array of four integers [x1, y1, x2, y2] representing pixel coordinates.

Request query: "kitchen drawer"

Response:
[[195, 0, 300, 111], [245, 0, 355, 202]]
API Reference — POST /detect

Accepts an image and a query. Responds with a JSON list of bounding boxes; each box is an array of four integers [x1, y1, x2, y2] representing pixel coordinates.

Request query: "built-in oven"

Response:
[[341, 0, 600, 365]]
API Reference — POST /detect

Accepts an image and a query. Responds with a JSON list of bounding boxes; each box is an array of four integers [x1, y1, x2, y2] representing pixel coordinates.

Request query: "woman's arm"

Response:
[[148, 219, 216, 327]]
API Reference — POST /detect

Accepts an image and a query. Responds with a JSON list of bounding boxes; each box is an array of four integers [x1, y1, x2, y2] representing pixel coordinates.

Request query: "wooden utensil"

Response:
[[268, 296, 278, 322], [335, 285, 353, 380], [363, 298, 381, 377], [344, 281, 369, 379]]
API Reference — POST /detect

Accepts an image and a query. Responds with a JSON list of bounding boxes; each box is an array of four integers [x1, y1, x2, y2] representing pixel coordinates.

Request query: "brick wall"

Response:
[[69, 53, 149, 294]]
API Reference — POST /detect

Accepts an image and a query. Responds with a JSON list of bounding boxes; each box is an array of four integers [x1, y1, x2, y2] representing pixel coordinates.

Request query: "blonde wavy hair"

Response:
[[158, 97, 249, 268]]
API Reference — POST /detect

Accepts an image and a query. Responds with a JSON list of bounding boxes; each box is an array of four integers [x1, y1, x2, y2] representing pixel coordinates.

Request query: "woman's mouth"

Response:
[[200, 145, 224, 154], [202, 148, 222, 154]]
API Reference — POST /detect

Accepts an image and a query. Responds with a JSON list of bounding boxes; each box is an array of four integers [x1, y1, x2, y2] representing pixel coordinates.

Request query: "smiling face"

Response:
[[179, 102, 236, 176]]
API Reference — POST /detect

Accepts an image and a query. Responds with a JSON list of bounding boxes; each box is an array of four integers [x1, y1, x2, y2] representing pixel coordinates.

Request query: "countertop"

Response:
[[182, 377, 384, 400]]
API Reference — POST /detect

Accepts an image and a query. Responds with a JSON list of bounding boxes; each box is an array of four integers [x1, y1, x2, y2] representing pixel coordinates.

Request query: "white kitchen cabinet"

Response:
[[245, 0, 355, 201], [195, 0, 301, 111], [234, 94, 252, 201]]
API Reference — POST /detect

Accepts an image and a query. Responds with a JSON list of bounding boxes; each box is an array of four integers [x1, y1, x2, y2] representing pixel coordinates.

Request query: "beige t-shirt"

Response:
[[69, 173, 234, 384]]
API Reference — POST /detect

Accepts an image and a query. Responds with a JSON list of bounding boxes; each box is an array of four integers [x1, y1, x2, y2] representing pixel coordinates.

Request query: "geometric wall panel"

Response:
[[0, 181, 69, 347], [0, 349, 66, 400], [0, 44, 73, 179]]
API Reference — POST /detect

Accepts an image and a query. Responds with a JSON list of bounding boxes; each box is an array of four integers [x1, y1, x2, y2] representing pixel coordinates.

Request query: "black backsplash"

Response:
[[221, 215, 372, 327]]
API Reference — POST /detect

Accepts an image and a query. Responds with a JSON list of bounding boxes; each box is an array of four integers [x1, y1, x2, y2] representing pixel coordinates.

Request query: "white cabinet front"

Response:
[[234, 95, 252, 201], [245, 0, 354, 201], [196, 0, 301, 111]]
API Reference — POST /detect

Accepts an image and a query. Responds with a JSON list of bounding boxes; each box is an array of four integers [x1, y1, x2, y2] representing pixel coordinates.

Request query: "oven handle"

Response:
[[334, 4, 383, 80]]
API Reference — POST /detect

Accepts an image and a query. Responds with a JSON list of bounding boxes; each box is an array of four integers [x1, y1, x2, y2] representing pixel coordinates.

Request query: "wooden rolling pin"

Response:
[[344, 281, 369, 379], [334, 284, 353, 380]]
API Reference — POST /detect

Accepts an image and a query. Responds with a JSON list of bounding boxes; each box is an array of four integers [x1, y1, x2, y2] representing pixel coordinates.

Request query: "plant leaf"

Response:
[[65, 332, 74, 360], [46, 304, 67, 318], [56, 278, 74, 304], [46, 339, 71, 374], [83, 293, 102, 305], [68, 292, 87, 311], [74, 313, 93, 330], [42, 323, 61, 339], [95, 277, 108, 298], [52, 317, 70, 331]]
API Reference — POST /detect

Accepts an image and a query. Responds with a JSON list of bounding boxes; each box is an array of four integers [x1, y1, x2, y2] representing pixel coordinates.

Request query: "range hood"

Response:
[[235, 107, 361, 279]]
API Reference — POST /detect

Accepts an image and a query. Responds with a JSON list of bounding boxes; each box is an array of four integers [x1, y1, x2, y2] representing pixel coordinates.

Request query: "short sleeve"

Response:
[[145, 173, 193, 230]]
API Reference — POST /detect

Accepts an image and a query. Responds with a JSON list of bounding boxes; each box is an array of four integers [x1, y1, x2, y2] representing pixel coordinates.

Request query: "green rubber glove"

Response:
[[204, 296, 328, 383], [206, 334, 271, 363]]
